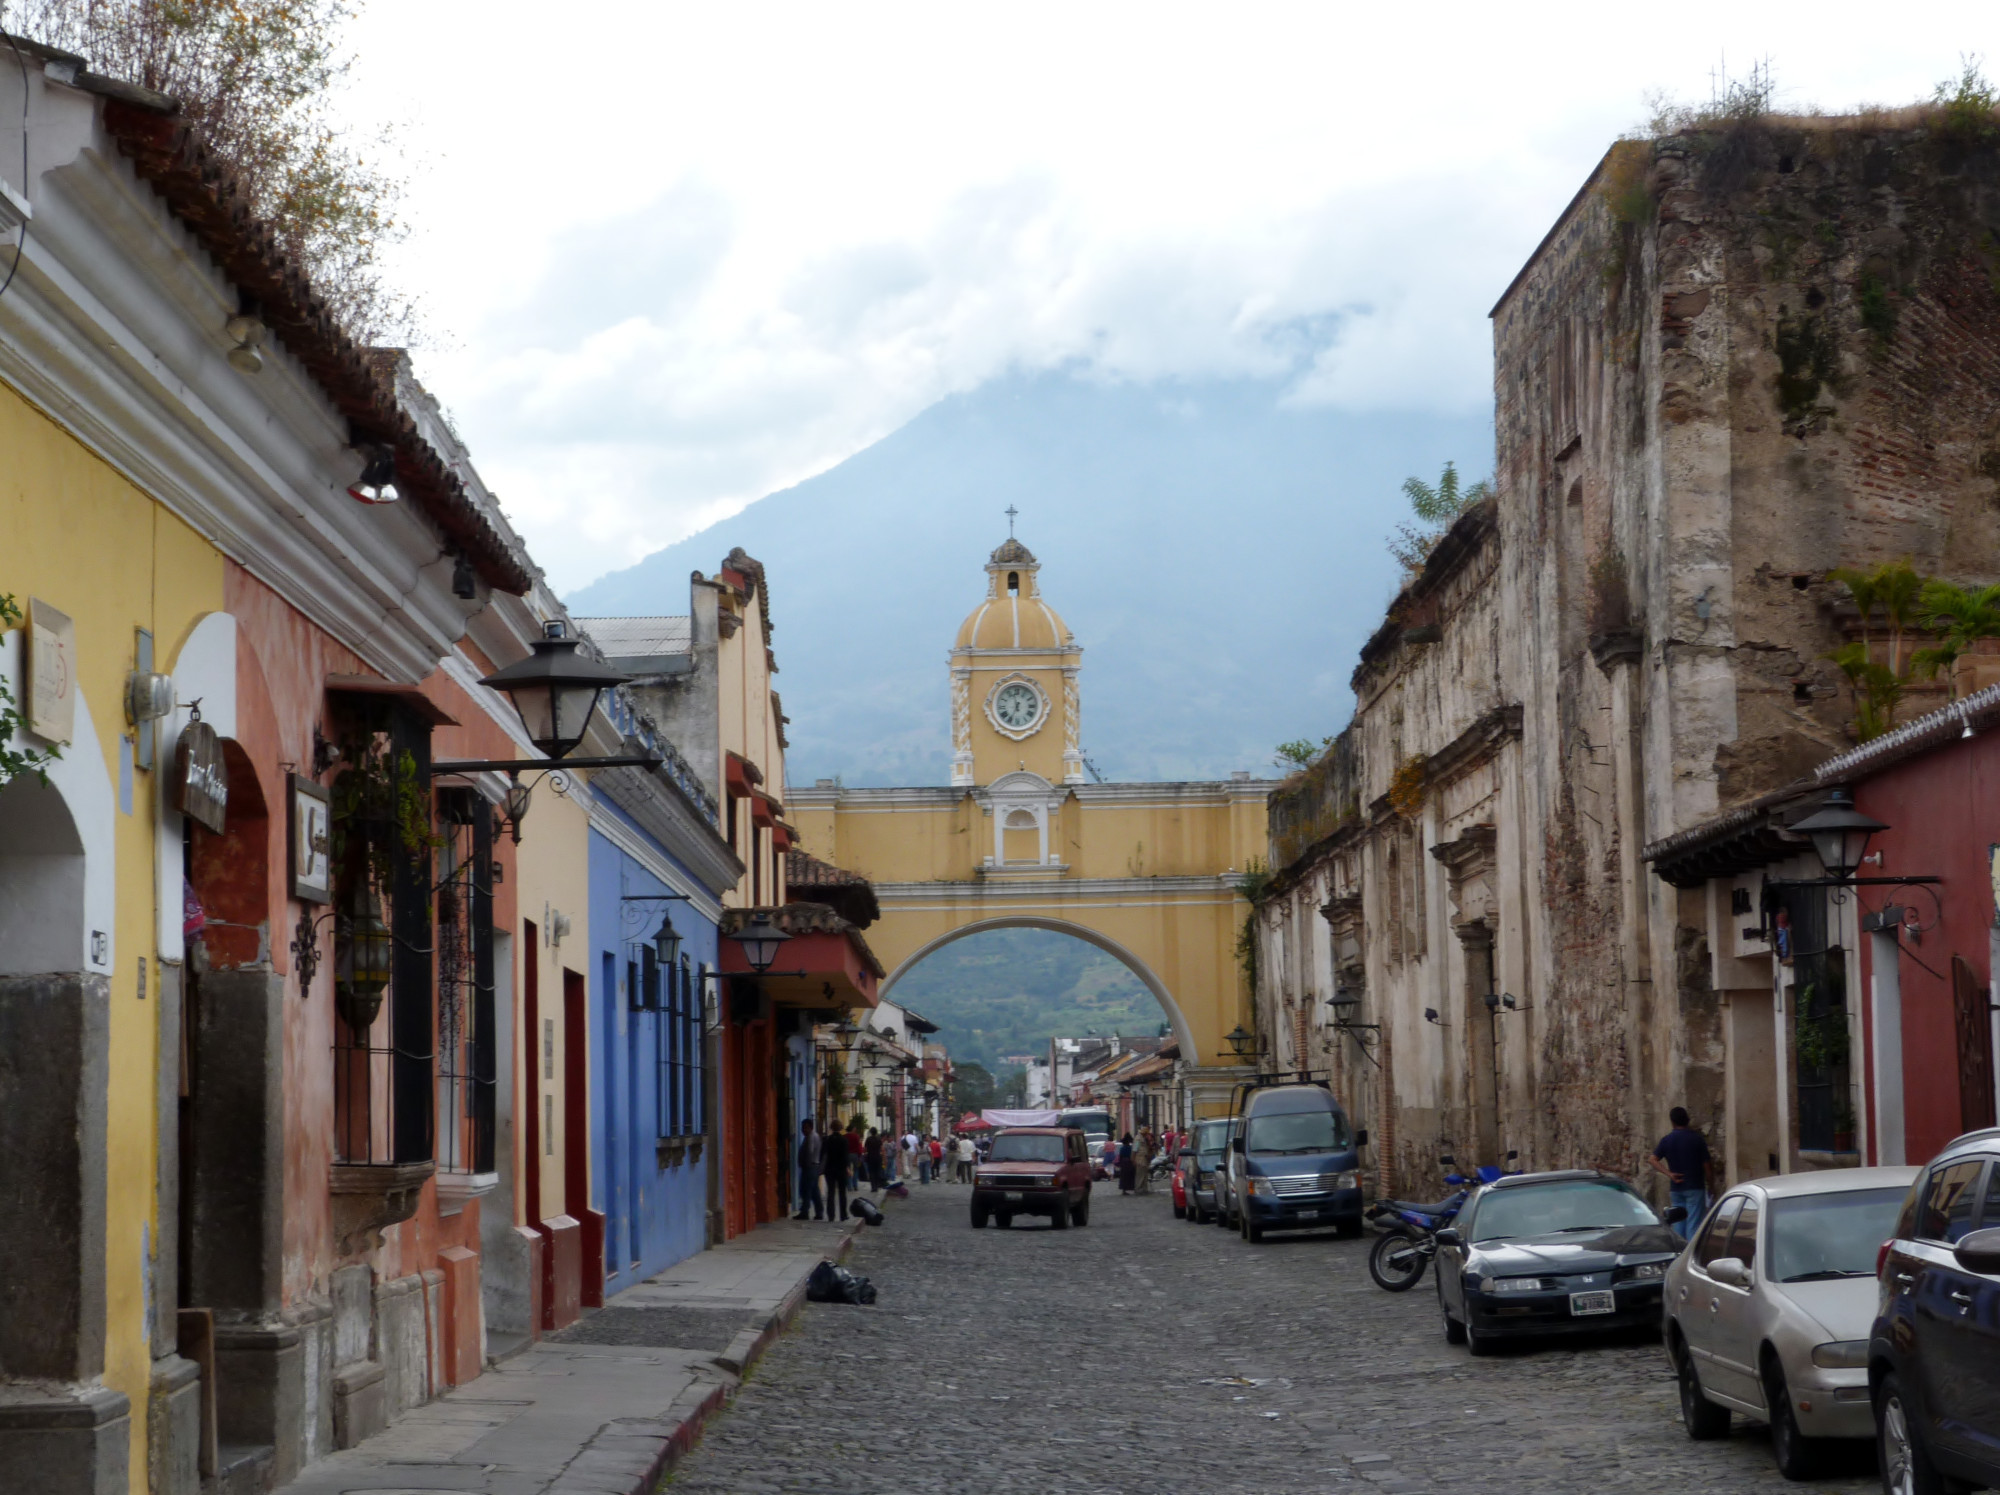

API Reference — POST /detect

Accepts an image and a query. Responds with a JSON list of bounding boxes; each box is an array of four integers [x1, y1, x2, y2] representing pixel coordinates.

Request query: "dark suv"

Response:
[[971, 1127, 1094, 1230], [1869, 1126, 2000, 1494]]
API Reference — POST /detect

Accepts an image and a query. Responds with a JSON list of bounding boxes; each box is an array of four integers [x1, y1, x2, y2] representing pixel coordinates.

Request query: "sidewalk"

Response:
[[274, 1206, 882, 1495]]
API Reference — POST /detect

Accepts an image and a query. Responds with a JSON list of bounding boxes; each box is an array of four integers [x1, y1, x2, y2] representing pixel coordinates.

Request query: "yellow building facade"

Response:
[[790, 538, 1267, 1082], [1, 376, 228, 1486]]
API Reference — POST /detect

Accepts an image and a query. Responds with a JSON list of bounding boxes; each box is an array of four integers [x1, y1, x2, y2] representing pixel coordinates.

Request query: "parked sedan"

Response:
[[1665, 1166, 1918, 1478], [1182, 1118, 1229, 1225], [1434, 1170, 1685, 1355], [1870, 1126, 2000, 1495]]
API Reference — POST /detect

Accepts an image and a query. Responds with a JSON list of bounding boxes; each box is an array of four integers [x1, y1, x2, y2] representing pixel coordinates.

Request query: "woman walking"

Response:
[[1134, 1128, 1154, 1194], [864, 1128, 885, 1192], [1117, 1133, 1136, 1195]]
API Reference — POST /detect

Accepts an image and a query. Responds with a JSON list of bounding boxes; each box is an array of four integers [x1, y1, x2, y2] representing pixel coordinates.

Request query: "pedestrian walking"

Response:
[[1134, 1128, 1154, 1194], [865, 1128, 886, 1192], [1117, 1133, 1136, 1195], [794, 1119, 824, 1221], [955, 1134, 975, 1183], [929, 1135, 945, 1182], [845, 1117, 866, 1189], [1100, 1137, 1118, 1179], [917, 1133, 933, 1185], [821, 1122, 851, 1221], [1647, 1106, 1715, 1240]]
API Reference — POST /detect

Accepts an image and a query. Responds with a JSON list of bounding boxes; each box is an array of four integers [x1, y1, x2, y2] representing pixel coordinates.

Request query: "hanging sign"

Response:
[[27, 597, 75, 744], [174, 718, 229, 834]]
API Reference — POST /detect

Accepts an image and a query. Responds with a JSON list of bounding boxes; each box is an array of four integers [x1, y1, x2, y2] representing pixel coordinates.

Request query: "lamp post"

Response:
[[1791, 789, 1888, 882], [1223, 1024, 1256, 1062]]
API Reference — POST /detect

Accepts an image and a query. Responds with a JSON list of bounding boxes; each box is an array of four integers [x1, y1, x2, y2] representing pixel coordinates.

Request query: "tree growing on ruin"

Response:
[[1388, 461, 1492, 573], [5, 0, 417, 344]]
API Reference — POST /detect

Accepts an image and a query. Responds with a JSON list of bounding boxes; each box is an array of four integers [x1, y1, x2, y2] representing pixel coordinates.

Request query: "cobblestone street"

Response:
[[668, 1183, 1879, 1495]]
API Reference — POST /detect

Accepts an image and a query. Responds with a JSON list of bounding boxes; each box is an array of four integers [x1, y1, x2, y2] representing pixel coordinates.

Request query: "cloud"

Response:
[[339, 0, 1989, 590]]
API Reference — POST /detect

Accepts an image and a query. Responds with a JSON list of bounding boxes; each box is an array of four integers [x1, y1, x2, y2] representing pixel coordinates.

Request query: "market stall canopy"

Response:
[[982, 1108, 1060, 1128]]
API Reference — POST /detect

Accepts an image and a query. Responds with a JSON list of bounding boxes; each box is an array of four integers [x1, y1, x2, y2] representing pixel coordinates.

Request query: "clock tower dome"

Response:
[[950, 534, 1082, 788]]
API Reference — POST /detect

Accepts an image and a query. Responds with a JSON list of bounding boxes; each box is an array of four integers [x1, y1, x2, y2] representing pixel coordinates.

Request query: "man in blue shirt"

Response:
[[1648, 1107, 1714, 1240]]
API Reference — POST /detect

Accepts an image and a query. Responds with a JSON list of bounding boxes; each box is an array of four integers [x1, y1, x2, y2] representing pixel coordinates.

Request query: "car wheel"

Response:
[[1877, 1372, 1950, 1495], [1464, 1316, 1497, 1357], [1764, 1358, 1820, 1480], [1438, 1280, 1466, 1346], [1675, 1344, 1730, 1440], [970, 1205, 988, 1229], [1172, 1202, 1185, 1219], [1073, 1196, 1090, 1227], [1335, 1218, 1364, 1239], [1051, 1196, 1071, 1230], [996, 1212, 1013, 1228], [1368, 1230, 1427, 1292]]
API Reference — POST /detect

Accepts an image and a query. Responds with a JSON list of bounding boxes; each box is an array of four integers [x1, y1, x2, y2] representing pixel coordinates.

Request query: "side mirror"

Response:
[[1954, 1227, 2000, 1276], [1231, 1136, 1245, 1153], [1664, 1205, 1688, 1225], [1708, 1257, 1752, 1288], [1354, 1128, 1369, 1148], [1434, 1227, 1463, 1248]]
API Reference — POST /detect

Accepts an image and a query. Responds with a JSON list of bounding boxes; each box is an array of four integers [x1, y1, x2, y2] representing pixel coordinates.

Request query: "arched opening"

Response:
[[1001, 807, 1040, 864], [0, 773, 105, 1393], [882, 918, 1192, 1133], [1007, 570, 1019, 596]]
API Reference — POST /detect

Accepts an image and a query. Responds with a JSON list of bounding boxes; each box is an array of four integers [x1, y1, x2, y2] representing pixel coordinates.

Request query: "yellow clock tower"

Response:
[[950, 535, 1083, 789]]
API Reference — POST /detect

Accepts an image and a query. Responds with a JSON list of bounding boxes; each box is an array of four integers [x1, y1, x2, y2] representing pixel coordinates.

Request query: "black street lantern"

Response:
[[1223, 1024, 1256, 1059], [479, 619, 629, 760], [730, 911, 791, 974], [653, 913, 682, 968], [1792, 788, 1888, 882]]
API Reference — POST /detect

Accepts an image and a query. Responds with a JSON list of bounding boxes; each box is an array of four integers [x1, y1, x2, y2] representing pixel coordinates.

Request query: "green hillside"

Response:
[[889, 927, 1167, 1072]]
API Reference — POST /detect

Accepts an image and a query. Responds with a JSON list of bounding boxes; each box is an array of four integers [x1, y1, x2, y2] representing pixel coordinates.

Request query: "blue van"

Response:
[[1228, 1083, 1366, 1242]]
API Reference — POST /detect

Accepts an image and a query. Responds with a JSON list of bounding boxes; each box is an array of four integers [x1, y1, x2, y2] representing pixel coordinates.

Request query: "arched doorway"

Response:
[[0, 769, 125, 1477]]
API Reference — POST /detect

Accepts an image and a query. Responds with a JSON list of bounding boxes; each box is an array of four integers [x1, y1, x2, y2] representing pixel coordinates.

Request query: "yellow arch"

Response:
[[881, 914, 1195, 1059]]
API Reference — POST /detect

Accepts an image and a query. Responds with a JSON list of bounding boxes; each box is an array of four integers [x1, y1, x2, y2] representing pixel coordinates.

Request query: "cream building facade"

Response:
[[790, 537, 1267, 1088]]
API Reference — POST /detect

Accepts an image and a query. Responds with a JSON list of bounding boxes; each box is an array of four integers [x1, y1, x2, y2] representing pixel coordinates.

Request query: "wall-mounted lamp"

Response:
[[1223, 1024, 1256, 1059], [124, 670, 175, 726], [1424, 1007, 1447, 1026], [347, 444, 400, 505], [225, 312, 267, 374], [1792, 788, 1887, 882]]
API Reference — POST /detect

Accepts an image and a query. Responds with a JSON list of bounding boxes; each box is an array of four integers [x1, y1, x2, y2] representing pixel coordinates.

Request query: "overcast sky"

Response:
[[338, 2, 1996, 592]]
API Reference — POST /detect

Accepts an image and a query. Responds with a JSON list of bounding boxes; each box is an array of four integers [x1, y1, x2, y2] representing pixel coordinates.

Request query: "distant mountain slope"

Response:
[[567, 371, 1490, 785], [886, 927, 1165, 1074]]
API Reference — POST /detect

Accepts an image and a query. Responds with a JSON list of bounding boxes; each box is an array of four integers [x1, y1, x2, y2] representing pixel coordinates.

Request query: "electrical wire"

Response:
[[0, 26, 29, 304]]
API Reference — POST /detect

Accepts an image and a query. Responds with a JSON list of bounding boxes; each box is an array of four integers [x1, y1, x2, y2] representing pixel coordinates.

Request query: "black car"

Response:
[[1868, 1126, 2000, 1495], [1434, 1170, 1685, 1356]]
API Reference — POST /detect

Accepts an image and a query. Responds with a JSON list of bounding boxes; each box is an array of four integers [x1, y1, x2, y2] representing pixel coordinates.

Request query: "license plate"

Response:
[[1569, 1291, 1615, 1316], [1295, 1209, 1319, 1219], [1005, 1191, 1024, 1203]]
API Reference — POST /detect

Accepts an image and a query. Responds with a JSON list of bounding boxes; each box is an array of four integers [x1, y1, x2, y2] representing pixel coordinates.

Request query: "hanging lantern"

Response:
[[336, 906, 393, 1031]]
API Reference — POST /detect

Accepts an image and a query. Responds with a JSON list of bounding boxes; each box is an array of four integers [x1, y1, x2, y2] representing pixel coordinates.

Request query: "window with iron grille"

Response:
[[653, 954, 704, 1139], [435, 790, 496, 1176]]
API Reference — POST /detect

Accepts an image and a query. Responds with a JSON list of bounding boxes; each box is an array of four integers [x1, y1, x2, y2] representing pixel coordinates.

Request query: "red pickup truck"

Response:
[[970, 1127, 1094, 1230]]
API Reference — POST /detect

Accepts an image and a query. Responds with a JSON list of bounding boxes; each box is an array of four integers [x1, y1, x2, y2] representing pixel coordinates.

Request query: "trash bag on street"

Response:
[[885, 1181, 910, 1199], [849, 1196, 885, 1226], [805, 1261, 877, 1305]]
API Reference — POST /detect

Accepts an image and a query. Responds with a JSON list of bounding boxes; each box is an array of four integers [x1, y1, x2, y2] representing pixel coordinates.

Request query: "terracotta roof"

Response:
[[64, 90, 534, 595], [785, 849, 880, 929]]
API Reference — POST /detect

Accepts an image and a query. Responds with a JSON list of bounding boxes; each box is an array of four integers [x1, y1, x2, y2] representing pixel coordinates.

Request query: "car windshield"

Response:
[[1061, 1114, 1109, 1137], [1767, 1187, 1908, 1282], [1245, 1109, 1350, 1155], [987, 1134, 1066, 1164], [1469, 1179, 1658, 1241], [1194, 1121, 1230, 1160]]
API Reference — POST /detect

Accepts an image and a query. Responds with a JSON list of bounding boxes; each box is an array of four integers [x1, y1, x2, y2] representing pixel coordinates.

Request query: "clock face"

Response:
[[993, 682, 1042, 731]]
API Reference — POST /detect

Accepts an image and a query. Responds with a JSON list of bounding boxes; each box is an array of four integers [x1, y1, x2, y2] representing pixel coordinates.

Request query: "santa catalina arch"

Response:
[[789, 534, 1266, 1091]]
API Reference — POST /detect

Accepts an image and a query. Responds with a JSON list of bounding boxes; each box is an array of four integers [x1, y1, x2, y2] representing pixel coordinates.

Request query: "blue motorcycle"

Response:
[[1364, 1151, 1516, 1292]]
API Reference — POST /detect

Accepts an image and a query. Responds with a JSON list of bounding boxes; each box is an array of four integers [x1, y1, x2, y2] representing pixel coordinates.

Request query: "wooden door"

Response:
[[1952, 955, 1996, 1133]]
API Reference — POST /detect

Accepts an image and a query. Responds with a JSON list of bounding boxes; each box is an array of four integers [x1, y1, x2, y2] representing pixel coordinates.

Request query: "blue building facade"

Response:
[[584, 701, 742, 1293]]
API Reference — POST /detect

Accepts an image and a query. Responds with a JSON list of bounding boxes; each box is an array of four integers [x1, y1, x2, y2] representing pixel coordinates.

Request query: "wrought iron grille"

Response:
[[1783, 885, 1849, 1153], [655, 954, 703, 1139], [435, 791, 497, 1175], [330, 703, 437, 1167]]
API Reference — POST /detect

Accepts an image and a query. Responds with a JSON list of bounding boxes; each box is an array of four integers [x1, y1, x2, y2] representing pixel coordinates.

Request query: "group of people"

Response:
[[1107, 1126, 1180, 1195], [793, 1119, 988, 1221]]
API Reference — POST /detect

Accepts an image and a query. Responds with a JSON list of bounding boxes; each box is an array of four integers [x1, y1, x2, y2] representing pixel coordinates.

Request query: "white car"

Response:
[[1664, 1166, 1920, 1479]]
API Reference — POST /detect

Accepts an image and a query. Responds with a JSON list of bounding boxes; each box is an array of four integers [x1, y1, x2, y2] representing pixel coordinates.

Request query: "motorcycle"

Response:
[[1364, 1151, 1517, 1292]]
